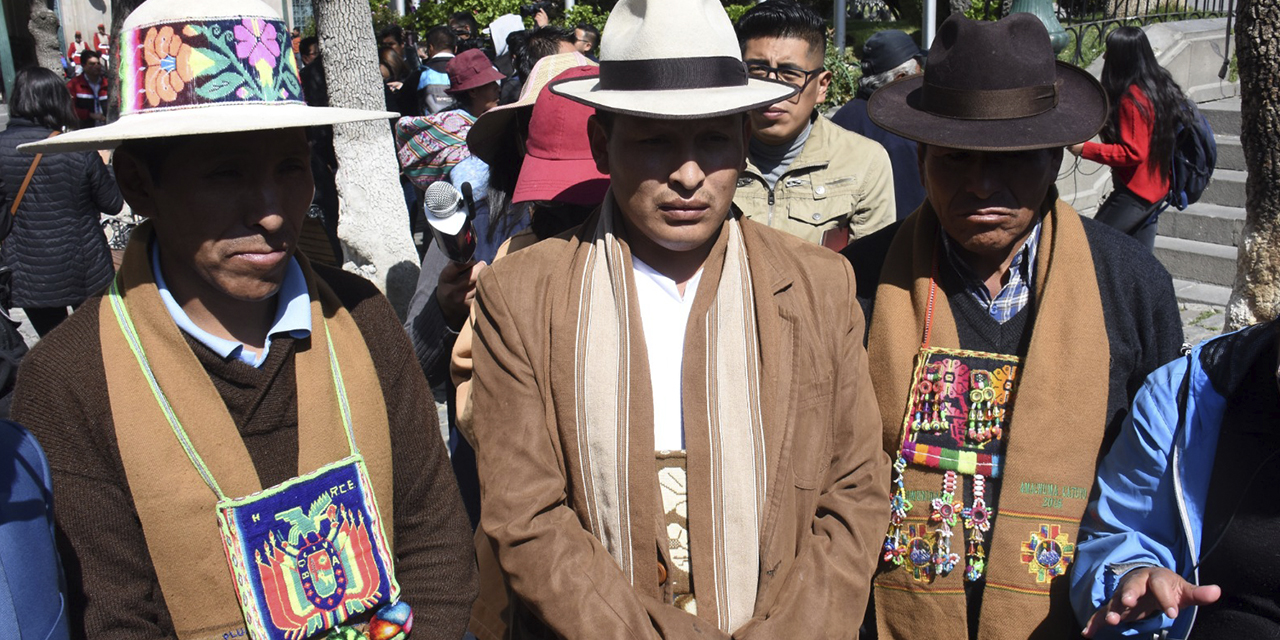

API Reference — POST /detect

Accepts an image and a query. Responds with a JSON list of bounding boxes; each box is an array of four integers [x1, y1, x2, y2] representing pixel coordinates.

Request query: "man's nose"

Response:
[[964, 153, 1003, 199], [669, 147, 706, 193], [247, 180, 290, 233]]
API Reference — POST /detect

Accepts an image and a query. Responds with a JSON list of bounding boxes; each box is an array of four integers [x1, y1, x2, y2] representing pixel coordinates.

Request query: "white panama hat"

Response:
[[21, 0, 396, 154], [550, 0, 798, 119]]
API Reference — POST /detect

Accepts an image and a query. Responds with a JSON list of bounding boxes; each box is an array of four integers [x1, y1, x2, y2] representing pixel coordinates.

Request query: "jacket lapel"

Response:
[[740, 220, 796, 552]]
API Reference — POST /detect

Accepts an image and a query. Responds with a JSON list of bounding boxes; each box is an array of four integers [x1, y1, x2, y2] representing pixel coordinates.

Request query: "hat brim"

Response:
[[549, 76, 798, 120], [512, 154, 609, 206], [18, 103, 398, 154], [866, 61, 1107, 151]]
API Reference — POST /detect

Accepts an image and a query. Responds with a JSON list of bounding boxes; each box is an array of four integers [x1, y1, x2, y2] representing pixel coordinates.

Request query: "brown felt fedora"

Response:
[[868, 13, 1107, 151]]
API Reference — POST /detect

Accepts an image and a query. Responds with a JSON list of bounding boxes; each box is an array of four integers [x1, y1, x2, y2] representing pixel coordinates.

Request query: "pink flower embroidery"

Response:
[[233, 18, 280, 68]]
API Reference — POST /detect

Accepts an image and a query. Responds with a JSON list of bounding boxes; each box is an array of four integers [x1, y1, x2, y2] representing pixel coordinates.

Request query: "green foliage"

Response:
[[560, 4, 610, 31], [724, 3, 754, 23], [964, 0, 1002, 21], [821, 37, 861, 111]]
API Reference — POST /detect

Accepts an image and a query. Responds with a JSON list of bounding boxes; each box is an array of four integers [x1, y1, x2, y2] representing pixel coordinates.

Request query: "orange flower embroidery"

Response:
[[991, 365, 1017, 405], [142, 26, 195, 106]]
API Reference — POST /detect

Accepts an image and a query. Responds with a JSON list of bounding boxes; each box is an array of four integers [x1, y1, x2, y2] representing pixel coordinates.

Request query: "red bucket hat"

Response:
[[512, 66, 609, 206], [446, 49, 505, 95]]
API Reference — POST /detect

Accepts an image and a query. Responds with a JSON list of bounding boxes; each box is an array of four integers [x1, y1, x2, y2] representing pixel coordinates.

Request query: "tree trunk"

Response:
[[18, 0, 62, 72], [1225, 0, 1280, 330], [314, 0, 418, 317]]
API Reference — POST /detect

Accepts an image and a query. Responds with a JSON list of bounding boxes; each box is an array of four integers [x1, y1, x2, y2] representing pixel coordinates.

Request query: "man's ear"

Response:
[[112, 149, 159, 219], [587, 115, 610, 175], [815, 68, 833, 105]]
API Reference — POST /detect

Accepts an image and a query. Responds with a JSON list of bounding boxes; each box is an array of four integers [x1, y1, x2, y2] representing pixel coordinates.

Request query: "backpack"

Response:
[[1165, 102, 1217, 211]]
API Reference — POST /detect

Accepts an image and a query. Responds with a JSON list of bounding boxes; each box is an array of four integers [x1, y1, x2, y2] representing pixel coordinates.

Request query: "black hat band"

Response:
[[598, 57, 747, 91], [921, 78, 1062, 120]]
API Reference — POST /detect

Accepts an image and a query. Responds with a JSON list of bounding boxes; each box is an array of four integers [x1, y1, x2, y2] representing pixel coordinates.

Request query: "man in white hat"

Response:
[[465, 0, 889, 637], [11, 0, 477, 638]]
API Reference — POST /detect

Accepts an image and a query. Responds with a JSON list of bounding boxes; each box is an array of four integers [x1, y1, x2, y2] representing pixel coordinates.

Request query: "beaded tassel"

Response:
[[930, 470, 962, 576], [883, 456, 912, 565], [962, 473, 992, 581]]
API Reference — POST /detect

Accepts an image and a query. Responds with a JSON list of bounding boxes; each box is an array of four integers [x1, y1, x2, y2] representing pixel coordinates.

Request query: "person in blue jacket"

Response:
[[0, 420, 69, 640], [1072, 320, 1280, 638]]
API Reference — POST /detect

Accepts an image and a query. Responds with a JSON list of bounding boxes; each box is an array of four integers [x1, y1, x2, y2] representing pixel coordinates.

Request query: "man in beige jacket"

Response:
[[733, 0, 896, 250], [465, 0, 890, 637]]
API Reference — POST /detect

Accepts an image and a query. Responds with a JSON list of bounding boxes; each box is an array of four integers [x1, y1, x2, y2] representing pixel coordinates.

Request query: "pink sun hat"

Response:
[[511, 66, 609, 206]]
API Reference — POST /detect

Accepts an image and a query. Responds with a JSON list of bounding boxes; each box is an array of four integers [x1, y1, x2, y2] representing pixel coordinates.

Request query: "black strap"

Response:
[[598, 57, 747, 91], [921, 79, 1062, 120]]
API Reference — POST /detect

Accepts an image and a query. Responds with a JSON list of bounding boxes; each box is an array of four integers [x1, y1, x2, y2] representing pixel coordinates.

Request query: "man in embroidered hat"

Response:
[[842, 13, 1182, 639], [733, 0, 896, 250], [464, 0, 890, 636], [10, 0, 478, 638]]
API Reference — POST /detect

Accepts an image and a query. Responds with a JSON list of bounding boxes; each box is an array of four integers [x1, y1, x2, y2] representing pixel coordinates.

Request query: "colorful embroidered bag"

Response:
[[108, 282, 406, 640]]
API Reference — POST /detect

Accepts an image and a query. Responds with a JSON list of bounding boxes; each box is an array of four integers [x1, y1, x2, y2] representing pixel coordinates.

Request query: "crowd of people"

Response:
[[0, 0, 1247, 638]]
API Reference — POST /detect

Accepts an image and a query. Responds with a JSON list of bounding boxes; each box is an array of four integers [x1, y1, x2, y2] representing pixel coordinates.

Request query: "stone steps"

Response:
[[1154, 235, 1238, 287], [1200, 168, 1246, 209], [1199, 97, 1241, 137], [1156, 200, 1244, 247], [1216, 134, 1243, 172], [1173, 278, 1232, 307]]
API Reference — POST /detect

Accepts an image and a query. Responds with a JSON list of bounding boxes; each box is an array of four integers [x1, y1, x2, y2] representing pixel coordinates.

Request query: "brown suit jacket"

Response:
[[468, 215, 890, 638]]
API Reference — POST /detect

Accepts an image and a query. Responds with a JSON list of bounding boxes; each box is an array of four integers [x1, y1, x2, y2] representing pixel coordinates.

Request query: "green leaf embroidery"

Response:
[[193, 71, 245, 101]]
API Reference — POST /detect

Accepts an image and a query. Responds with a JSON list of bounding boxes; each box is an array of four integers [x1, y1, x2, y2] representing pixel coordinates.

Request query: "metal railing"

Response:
[[1057, 0, 1234, 66], [970, 0, 1234, 66]]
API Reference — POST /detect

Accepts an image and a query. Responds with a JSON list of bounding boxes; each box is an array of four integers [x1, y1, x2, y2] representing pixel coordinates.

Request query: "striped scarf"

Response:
[[576, 197, 767, 632], [394, 110, 475, 189]]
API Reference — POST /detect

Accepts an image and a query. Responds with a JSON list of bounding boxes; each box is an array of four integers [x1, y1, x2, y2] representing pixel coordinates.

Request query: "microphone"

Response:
[[424, 181, 477, 264]]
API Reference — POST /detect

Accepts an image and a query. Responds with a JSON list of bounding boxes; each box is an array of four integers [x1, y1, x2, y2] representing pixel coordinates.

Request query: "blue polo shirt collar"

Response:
[[151, 242, 312, 367]]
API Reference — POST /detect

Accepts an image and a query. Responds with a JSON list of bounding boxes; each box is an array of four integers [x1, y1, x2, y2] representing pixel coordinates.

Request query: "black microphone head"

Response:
[[425, 181, 462, 219]]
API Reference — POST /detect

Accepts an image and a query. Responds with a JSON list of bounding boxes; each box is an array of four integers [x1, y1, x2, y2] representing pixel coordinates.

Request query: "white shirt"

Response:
[[632, 256, 703, 451]]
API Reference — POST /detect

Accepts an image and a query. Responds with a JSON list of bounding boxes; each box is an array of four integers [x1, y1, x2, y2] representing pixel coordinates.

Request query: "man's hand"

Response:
[[1082, 567, 1220, 637], [534, 8, 550, 27], [438, 259, 487, 329]]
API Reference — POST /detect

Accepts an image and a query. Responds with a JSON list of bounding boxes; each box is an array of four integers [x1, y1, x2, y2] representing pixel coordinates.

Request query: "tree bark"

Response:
[[1225, 0, 1280, 330], [18, 0, 62, 72], [314, 0, 419, 317]]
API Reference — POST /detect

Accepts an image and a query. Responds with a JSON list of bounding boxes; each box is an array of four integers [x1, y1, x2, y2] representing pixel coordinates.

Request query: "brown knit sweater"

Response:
[[12, 264, 478, 639]]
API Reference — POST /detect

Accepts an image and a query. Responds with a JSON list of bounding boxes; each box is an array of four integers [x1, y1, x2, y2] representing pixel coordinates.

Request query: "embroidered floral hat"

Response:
[[22, 0, 396, 154]]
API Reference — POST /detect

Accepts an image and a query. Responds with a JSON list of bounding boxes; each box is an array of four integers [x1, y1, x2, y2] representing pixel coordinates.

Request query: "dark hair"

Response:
[[449, 11, 479, 34], [508, 30, 532, 80], [379, 45, 408, 82], [379, 24, 404, 45], [80, 49, 101, 64], [576, 23, 600, 50], [426, 25, 456, 53], [1099, 26, 1187, 179], [300, 36, 319, 56], [735, 0, 827, 58], [10, 66, 78, 131], [526, 26, 574, 65]]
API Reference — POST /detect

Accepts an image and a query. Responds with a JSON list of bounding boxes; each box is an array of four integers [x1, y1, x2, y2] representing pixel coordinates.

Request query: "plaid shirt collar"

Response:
[[939, 219, 1042, 324]]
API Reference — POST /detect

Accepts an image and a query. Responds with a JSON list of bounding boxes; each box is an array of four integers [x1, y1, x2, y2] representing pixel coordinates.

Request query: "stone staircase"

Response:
[[1153, 97, 1243, 306]]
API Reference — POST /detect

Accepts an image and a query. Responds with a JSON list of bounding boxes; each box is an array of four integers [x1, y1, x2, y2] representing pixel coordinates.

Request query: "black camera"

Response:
[[520, 2, 559, 19]]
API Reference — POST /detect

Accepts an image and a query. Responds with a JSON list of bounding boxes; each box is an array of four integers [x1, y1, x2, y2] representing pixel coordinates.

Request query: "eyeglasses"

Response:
[[746, 63, 825, 90]]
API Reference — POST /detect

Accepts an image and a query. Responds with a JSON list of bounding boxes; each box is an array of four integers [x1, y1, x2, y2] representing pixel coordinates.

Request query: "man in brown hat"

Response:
[[465, 0, 889, 637], [843, 13, 1182, 640]]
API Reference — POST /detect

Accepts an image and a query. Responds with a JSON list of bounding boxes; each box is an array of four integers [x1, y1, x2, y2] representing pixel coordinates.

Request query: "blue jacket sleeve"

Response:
[[1071, 355, 1199, 638]]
